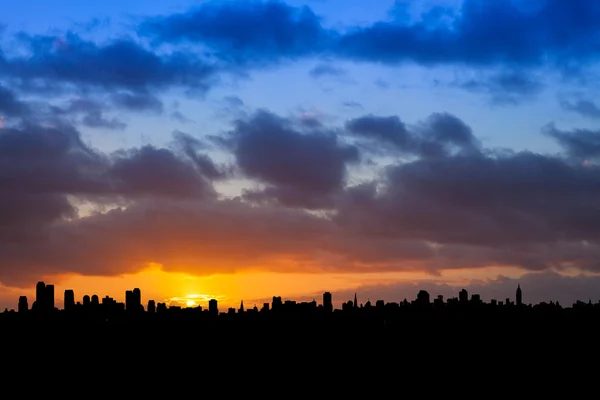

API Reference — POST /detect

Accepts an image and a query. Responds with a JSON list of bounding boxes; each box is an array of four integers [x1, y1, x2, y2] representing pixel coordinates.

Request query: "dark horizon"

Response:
[[4, 279, 595, 316]]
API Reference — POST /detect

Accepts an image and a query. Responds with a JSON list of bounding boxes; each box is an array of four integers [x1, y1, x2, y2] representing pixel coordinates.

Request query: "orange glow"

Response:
[[3, 263, 591, 311]]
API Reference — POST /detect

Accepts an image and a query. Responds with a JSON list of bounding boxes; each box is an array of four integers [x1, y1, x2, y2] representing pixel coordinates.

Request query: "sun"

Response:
[[186, 300, 196, 307]]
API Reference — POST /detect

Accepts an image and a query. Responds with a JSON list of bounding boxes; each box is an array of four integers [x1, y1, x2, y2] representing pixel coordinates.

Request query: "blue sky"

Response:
[[3, 0, 593, 161], [2, 0, 600, 309]]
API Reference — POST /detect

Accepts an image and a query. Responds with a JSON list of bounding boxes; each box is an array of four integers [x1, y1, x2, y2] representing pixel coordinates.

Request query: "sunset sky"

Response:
[[1, 0, 600, 311]]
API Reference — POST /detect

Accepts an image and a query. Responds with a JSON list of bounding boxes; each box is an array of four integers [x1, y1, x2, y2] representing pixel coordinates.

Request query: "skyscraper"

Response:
[[18, 296, 28, 313], [45, 284, 55, 311], [35, 282, 46, 311], [125, 290, 133, 311], [516, 284, 522, 306], [459, 289, 468, 303], [133, 288, 142, 311], [209, 299, 218, 315], [323, 292, 333, 313], [64, 290, 75, 311]]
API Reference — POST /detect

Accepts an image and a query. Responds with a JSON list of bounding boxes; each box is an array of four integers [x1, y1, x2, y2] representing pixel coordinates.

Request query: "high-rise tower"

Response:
[[516, 284, 522, 306]]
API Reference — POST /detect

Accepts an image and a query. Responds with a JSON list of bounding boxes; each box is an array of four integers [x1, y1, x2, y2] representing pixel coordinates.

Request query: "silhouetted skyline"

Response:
[[2, 1, 600, 309], [6, 279, 600, 326]]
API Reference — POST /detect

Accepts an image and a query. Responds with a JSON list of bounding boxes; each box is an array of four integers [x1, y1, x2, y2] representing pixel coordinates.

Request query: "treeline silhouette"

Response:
[[3, 281, 600, 332]]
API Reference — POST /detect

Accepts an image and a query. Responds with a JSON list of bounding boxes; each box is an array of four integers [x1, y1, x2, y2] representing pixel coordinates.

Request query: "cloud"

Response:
[[139, 0, 600, 72], [2, 94, 600, 289], [336, 0, 600, 70], [560, 98, 600, 119], [0, 0, 597, 111], [345, 112, 479, 158], [0, 85, 30, 117], [543, 124, 600, 160], [458, 71, 545, 104], [227, 110, 360, 208], [110, 92, 164, 114], [0, 122, 223, 285], [309, 63, 346, 79], [0, 32, 215, 95], [138, 0, 330, 65]]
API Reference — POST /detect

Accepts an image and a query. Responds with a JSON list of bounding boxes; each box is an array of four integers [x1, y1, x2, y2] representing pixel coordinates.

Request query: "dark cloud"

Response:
[[51, 98, 127, 130], [139, 0, 600, 72], [336, 0, 600, 69], [543, 125, 600, 160], [138, 0, 330, 64], [309, 64, 346, 78], [109, 146, 216, 198], [458, 71, 545, 104], [0, 85, 29, 117], [0, 32, 215, 95], [346, 112, 479, 158], [110, 92, 164, 114], [172, 131, 230, 180], [0, 0, 596, 109], [81, 111, 126, 130], [229, 110, 359, 208], [0, 122, 221, 285], [2, 106, 600, 287], [560, 98, 600, 119]]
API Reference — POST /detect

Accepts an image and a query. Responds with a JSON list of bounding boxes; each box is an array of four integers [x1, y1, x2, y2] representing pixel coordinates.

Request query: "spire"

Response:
[[354, 293, 358, 308], [240, 300, 244, 312]]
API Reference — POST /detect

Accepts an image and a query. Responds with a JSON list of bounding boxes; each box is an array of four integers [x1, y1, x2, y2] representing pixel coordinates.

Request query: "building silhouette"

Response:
[[209, 299, 218, 315], [35, 281, 45, 311], [18, 296, 27, 313], [323, 292, 332, 313], [6, 281, 597, 331], [64, 290, 75, 311]]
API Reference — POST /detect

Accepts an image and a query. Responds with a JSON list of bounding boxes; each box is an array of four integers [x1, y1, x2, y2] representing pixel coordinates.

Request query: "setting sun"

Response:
[[186, 300, 196, 307]]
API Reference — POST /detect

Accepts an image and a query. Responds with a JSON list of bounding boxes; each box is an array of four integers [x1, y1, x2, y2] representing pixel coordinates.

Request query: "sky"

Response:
[[1, 0, 600, 311]]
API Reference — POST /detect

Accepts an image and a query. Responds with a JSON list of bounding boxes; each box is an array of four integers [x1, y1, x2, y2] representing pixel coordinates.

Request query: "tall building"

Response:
[[91, 295, 99, 305], [64, 290, 75, 311], [83, 295, 91, 306], [35, 281, 46, 311], [45, 284, 55, 311], [516, 284, 522, 306], [209, 299, 218, 315], [18, 296, 28, 313], [459, 289, 468, 303], [125, 290, 133, 311], [147, 300, 156, 313], [417, 290, 430, 305], [133, 288, 141, 311], [323, 292, 333, 312], [239, 300, 244, 313]]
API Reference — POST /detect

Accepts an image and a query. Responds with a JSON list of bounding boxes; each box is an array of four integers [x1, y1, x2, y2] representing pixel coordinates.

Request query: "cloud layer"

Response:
[[1, 101, 600, 287], [1, 0, 600, 295]]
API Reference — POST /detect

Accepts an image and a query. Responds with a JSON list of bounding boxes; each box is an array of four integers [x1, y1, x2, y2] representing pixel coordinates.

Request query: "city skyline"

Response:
[[6, 279, 530, 314], [2, 1, 600, 308], [2, 279, 577, 314]]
